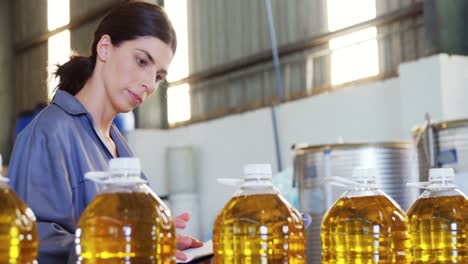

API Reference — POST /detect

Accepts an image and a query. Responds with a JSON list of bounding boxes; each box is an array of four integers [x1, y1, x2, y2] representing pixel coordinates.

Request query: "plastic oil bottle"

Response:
[[407, 168, 467, 263], [76, 157, 176, 263], [213, 164, 306, 264], [321, 167, 411, 264], [0, 154, 38, 264]]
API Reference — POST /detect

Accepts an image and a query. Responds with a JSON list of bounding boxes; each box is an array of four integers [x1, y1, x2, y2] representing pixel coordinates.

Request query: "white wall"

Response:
[[277, 77, 403, 168], [127, 130, 170, 196], [398, 54, 468, 136], [399, 55, 444, 138], [127, 54, 468, 240], [439, 55, 468, 120]]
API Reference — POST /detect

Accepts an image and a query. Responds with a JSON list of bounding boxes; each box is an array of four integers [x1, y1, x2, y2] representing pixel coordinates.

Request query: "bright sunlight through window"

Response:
[[167, 84, 191, 123], [327, 0, 379, 86], [165, 0, 191, 124], [47, 0, 69, 31], [47, 0, 70, 100], [165, 0, 189, 82], [47, 31, 70, 99]]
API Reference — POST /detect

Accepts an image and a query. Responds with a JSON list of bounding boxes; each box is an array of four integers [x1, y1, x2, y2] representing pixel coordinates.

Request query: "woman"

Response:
[[7, 1, 202, 263]]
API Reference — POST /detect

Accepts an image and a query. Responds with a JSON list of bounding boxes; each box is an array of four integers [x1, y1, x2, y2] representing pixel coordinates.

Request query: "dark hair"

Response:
[[55, 1, 177, 95]]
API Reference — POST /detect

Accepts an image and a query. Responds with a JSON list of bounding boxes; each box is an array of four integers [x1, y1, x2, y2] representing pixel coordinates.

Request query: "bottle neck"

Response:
[[236, 179, 277, 196], [419, 179, 464, 198], [351, 179, 378, 190], [427, 179, 457, 189], [241, 177, 273, 188], [343, 180, 382, 198], [324, 176, 379, 195], [345, 188, 381, 197], [351, 185, 379, 191], [96, 182, 147, 194]]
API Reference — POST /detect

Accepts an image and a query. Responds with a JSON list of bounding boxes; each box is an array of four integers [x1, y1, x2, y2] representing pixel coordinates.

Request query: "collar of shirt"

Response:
[[51, 90, 130, 158], [51, 90, 88, 115]]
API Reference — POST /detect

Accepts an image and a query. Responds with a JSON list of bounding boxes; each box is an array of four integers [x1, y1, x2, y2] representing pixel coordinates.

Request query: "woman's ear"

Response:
[[96, 34, 112, 62]]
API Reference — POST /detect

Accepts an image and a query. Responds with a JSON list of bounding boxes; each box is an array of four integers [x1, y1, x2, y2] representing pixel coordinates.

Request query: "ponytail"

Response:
[[54, 54, 95, 96]]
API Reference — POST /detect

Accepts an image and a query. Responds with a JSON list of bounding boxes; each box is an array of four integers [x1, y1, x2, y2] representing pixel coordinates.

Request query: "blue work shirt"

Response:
[[8, 90, 136, 263]]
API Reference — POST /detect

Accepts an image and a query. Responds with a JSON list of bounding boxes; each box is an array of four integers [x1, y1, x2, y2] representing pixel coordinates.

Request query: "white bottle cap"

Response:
[[352, 166, 377, 182], [105, 158, 145, 185], [108, 157, 141, 173], [243, 164, 272, 180], [429, 168, 454, 182]]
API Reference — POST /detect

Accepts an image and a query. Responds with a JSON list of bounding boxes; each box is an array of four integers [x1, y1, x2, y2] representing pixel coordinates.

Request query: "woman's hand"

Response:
[[174, 212, 203, 261]]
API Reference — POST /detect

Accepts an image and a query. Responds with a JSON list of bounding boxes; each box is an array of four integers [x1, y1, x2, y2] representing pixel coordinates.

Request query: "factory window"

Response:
[[165, 0, 191, 124], [47, 0, 70, 100], [327, 0, 379, 86], [167, 83, 191, 124]]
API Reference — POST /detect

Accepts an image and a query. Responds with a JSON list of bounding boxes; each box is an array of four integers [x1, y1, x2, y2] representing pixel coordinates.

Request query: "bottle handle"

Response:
[[406, 182, 430, 189], [85, 171, 112, 183], [217, 178, 244, 186], [85, 171, 147, 185], [301, 213, 312, 229], [324, 176, 370, 188]]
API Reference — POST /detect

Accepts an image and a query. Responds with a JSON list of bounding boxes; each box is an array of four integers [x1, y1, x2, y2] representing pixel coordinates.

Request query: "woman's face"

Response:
[[101, 36, 174, 113]]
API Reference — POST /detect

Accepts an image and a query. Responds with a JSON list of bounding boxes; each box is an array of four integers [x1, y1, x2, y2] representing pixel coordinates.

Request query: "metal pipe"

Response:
[[264, 0, 283, 171], [426, 113, 437, 168]]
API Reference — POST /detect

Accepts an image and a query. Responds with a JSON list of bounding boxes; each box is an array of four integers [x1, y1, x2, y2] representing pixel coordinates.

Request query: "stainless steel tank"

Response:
[[413, 118, 468, 194], [293, 142, 419, 264]]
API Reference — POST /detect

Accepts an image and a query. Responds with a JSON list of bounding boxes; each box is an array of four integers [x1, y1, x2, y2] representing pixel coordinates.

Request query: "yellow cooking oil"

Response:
[[321, 195, 411, 264], [321, 166, 412, 264], [0, 182, 38, 264], [406, 167, 468, 264], [77, 191, 175, 264], [407, 195, 467, 263], [213, 193, 306, 264]]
